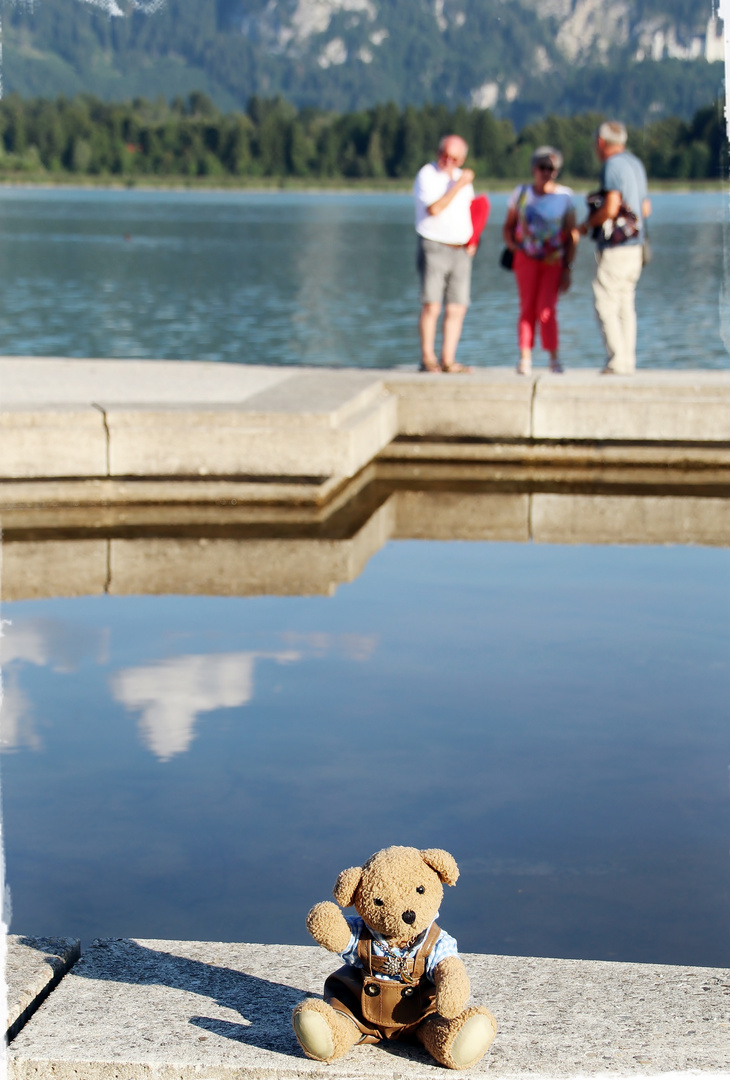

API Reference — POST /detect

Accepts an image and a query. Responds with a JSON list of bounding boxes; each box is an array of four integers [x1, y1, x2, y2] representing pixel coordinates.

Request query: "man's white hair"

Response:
[[598, 120, 627, 146]]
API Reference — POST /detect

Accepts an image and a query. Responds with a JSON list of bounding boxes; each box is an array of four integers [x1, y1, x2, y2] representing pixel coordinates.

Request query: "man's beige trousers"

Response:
[[592, 245, 644, 373]]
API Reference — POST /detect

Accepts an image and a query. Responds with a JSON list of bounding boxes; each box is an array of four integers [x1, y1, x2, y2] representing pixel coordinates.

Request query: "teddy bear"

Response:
[[292, 845, 497, 1070]]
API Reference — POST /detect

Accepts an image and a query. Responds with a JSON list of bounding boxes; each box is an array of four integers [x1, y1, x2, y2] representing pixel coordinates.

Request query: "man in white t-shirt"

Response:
[[413, 135, 475, 373]]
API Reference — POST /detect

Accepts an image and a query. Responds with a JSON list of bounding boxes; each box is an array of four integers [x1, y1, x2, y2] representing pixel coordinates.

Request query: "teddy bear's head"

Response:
[[332, 845, 459, 944]]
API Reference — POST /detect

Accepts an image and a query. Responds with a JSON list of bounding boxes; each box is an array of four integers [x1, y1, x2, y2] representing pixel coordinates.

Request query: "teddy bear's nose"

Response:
[[402, 910, 416, 925]]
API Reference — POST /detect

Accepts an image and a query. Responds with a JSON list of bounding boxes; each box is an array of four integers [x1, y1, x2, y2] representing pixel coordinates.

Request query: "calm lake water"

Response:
[[2, 539, 729, 966], [0, 187, 728, 967], [0, 188, 725, 370]]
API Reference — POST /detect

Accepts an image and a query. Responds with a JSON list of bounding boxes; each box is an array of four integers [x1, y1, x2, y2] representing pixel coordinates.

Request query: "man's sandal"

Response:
[[441, 361, 472, 374]]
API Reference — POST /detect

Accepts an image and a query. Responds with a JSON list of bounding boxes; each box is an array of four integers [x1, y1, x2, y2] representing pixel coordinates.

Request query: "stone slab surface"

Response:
[[3, 360, 730, 489], [0, 407, 108, 478], [0, 358, 291, 407], [6, 935, 81, 1042], [532, 371, 730, 443], [0, 359, 395, 483], [8, 939, 729, 1078], [384, 370, 534, 439]]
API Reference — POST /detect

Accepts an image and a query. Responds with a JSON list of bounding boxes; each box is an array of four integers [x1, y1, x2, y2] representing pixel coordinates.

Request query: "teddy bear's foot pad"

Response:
[[293, 1008, 334, 1060], [449, 1012, 497, 1069]]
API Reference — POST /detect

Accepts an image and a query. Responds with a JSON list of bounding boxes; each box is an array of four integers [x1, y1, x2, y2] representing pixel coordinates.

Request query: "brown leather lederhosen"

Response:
[[324, 923, 441, 1042]]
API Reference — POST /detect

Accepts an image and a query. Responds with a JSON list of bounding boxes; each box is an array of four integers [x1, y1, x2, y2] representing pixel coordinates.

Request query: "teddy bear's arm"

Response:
[[433, 956, 470, 1019], [306, 901, 353, 954]]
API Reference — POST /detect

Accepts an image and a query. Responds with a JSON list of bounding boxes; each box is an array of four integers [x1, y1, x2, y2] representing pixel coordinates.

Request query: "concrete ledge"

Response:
[[6, 936, 81, 1043], [7, 939, 729, 1078], [384, 370, 534, 438], [0, 359, 395, 484], [532, 371, 730, 442], [0, 407, 108, 479], [103, 376, 397, 481], [2, 361, 730, 497]]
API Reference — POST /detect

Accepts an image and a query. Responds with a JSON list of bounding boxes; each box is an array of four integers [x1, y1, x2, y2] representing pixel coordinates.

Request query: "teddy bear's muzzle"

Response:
[[402, 910, 416, 925]]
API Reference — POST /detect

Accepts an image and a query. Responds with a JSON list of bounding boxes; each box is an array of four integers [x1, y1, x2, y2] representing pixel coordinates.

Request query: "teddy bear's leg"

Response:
[[418, 1005, 497, 1070], [292, 998, 362, 1062]]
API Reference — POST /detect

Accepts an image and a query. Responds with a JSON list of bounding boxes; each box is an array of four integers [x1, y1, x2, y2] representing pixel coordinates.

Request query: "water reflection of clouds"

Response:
[[279, 631, 376, 661], [110, 651, 300, 761], [1, 617, 110, 752], [0, 616, 379, 759], [1, 617, 109, 672], [0, 670, 41, 753], [112, 633, 377, 760]]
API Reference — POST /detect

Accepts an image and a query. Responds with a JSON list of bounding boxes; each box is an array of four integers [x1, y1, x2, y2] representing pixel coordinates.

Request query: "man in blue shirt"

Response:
[[580, 121, 651, 374]]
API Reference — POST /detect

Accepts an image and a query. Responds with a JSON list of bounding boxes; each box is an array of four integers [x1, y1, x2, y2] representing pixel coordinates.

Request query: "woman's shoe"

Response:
[[516, 356, 532, 376], [549, 356, 564, 373]]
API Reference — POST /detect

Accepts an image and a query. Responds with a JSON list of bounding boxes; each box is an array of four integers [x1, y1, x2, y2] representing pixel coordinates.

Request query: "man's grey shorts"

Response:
[[417, 236, 472, 306]]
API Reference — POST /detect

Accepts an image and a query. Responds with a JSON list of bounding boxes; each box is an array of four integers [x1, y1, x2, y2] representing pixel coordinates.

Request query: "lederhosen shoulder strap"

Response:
[[357, 922, 442, 981]]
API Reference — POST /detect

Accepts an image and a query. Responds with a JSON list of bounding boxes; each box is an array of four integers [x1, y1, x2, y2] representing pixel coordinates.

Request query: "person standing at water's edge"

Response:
[[413, 135, 476, 373], [502, 146, 576, 376], [580, 120, 651, 375]]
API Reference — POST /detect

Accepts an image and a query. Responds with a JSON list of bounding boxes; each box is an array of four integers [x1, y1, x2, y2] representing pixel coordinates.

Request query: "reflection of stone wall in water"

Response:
[[3, 489, 730, 612]]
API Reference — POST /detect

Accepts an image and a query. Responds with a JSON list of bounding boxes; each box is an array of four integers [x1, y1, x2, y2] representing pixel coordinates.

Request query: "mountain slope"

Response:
[[3, 0, 723, 125]]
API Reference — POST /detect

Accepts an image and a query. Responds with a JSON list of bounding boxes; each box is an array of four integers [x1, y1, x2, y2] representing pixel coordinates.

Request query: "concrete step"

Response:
[[0, 359, 395, 483], [6, 935, 80, 1043], [7, 938, 729, 1078], [2, 361, 730, 496]]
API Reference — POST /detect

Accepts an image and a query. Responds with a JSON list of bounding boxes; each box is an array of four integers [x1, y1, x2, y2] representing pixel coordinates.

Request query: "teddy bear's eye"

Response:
[[416, 885, 425, 894], [373, 898, 384, 906]]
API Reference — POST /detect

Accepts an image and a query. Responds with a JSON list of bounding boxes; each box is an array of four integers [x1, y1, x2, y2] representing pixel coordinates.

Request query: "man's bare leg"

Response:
[[419, 302, 442, 371], [441, 303, 471, 372]]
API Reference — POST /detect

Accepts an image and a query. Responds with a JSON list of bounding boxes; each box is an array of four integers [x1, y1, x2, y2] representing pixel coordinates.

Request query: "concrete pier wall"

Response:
[[7, 937, 730, 1077], [1, 360, 729, 505]]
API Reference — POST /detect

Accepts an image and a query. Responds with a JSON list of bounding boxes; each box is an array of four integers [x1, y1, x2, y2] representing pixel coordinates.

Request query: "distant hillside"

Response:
[[3, 0, 724, 126]]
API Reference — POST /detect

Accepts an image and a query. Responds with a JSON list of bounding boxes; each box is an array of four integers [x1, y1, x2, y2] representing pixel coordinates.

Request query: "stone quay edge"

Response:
[[6, 938, 730, 1078], [1, 359, 729, 504], [5, 935, 81, 1042]]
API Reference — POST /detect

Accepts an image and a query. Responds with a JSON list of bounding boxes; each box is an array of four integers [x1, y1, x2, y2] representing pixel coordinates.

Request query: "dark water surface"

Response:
[[0, 188, 725, 370], [2, 540, 729, 966]]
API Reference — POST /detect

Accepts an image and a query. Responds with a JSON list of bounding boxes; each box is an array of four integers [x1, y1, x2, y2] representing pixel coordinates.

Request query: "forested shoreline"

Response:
[[0, 93, 724, 183]]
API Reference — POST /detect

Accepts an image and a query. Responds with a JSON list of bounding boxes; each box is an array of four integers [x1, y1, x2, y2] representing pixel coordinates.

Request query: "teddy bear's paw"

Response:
[[448, 1008, 497, 1069], [292, 1000, 360, 1062], [419, 1006, 497, 1070]]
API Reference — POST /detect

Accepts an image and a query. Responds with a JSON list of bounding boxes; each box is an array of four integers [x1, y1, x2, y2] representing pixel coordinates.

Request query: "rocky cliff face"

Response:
[[522, 0, 722, 64], [3, 0, 724, 123]]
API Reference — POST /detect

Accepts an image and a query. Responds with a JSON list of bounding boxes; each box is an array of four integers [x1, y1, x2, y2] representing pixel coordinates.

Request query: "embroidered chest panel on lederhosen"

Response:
[[357, 922, 440, 1033]]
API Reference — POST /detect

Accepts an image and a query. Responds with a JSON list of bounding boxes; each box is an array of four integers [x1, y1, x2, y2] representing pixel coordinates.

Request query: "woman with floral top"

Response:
[[502, 146, 577, 375]]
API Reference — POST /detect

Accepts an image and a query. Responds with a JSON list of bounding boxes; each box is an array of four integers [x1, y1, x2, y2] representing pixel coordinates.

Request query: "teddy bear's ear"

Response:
[[333, 865, 363, 907], [420, 848, 460, 886]]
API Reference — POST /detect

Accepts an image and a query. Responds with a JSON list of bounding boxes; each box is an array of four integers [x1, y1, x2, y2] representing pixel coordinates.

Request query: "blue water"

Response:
[[0, 188, 725, 370], [2, 540, 729, 966]]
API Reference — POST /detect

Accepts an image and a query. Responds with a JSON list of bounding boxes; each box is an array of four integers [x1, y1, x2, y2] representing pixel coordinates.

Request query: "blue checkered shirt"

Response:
[[340, 914, 459, 983]]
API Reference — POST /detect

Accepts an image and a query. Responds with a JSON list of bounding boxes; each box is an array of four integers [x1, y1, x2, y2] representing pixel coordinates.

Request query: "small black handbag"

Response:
[[499, 247, 514, 271]]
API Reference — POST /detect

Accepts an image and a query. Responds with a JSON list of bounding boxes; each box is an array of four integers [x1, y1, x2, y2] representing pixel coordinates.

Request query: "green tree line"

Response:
[[0, 93, 723, 182]]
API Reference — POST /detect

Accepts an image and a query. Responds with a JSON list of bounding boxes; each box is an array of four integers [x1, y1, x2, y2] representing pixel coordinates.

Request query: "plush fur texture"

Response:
[[419, 1005, 498, 1069], [292, 997, 361, 1061], [292, 845, 497, 1070]]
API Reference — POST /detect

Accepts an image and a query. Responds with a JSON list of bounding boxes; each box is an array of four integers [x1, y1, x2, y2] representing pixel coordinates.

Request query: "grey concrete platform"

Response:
[[7, 939, 730, 1078], [5, 935, 80, 1042], [0, 358, 397, 489], [2, 361, 730, 510]]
